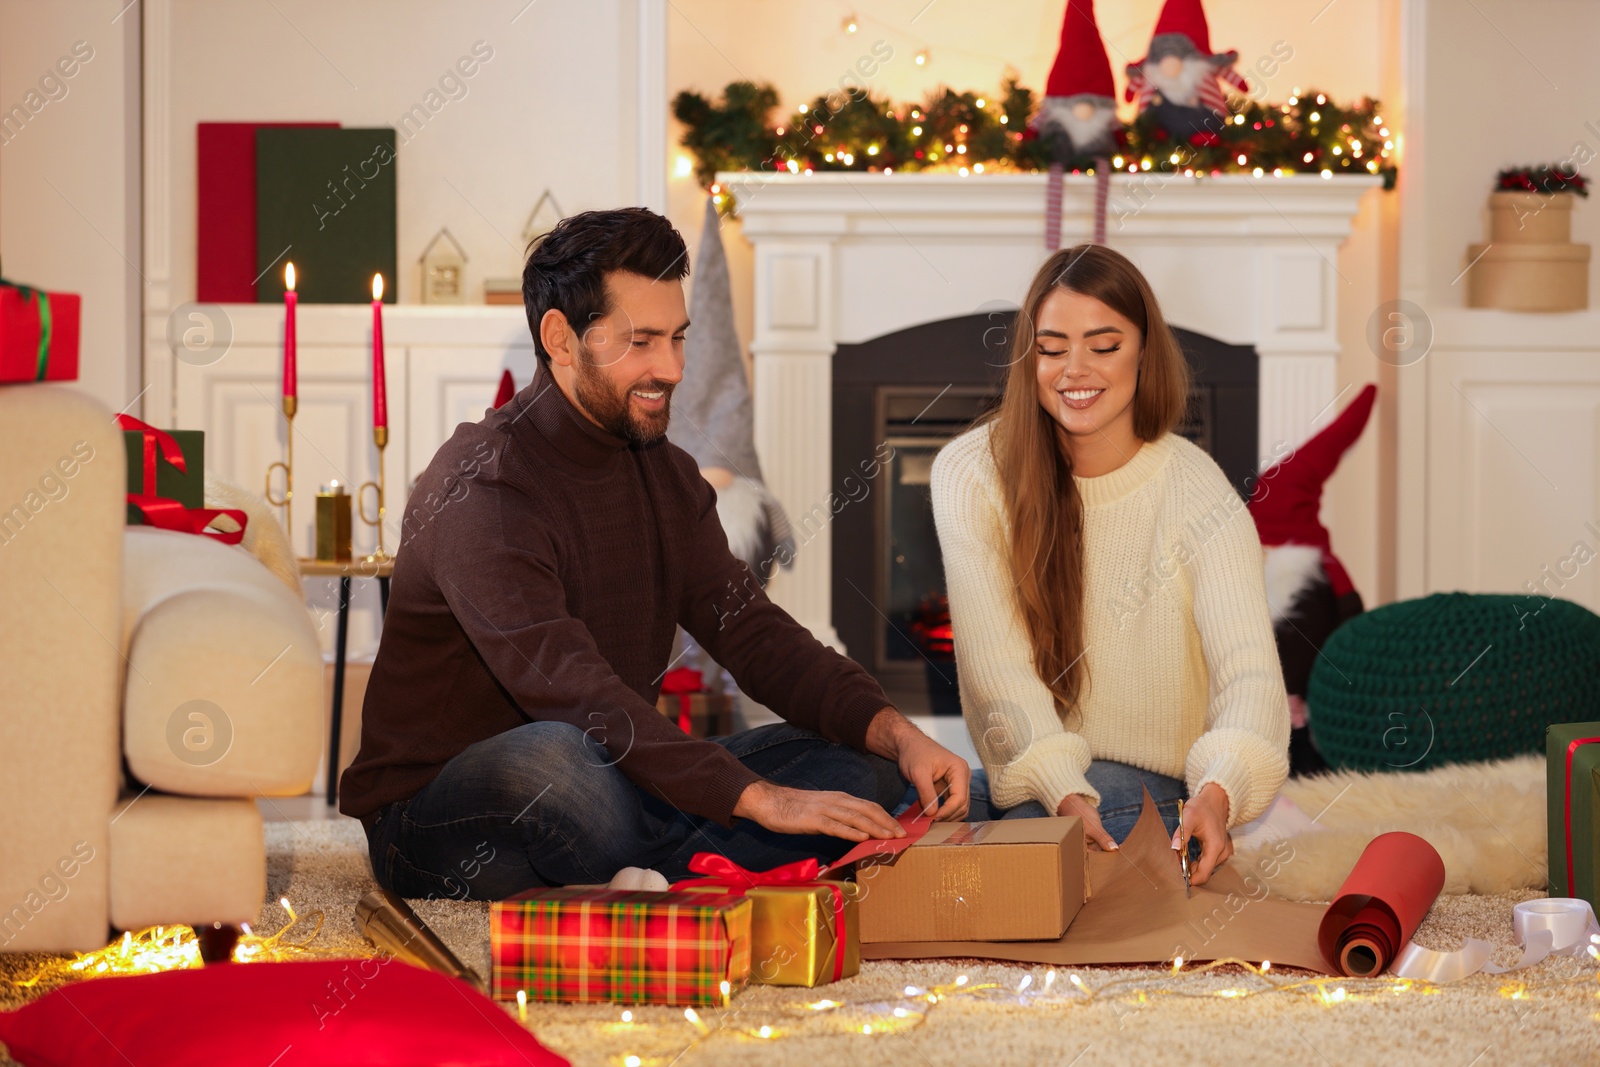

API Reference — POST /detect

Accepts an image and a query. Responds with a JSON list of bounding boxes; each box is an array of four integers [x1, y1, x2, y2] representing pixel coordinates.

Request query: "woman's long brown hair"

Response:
[[984, 244, 1190, 712]]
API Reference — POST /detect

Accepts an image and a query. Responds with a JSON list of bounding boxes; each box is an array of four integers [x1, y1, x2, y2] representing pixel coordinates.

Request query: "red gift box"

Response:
[[490, 887, 752, 1006], [0, 279, 80, 383]]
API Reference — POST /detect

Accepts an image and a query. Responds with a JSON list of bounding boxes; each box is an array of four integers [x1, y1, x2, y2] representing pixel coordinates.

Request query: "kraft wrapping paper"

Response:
[[861, 789, 1335, 972]]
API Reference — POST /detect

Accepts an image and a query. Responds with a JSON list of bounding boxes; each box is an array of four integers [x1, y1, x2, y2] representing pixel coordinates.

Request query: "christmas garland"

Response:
[[1496, 164, 1588, 198], [673, 78, 1398, 209]]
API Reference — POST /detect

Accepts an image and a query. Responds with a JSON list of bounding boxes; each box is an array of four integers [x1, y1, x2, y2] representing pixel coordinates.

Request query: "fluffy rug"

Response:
[[1234, 755, 1546, 899], [204, 472, 301, 594]]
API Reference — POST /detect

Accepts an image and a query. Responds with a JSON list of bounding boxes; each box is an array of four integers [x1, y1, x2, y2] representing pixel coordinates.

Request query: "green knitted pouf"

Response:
[[1307, 592, 1600, 771]]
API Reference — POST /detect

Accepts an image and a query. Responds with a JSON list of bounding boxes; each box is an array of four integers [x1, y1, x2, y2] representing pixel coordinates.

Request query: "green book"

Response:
[[124, 429, 205, 525], [1547, 722, 1600, 909], [255, 127, 397, 305]]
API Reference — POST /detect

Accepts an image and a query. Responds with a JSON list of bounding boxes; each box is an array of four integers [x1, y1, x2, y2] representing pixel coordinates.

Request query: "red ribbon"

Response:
[[660, 666, 704, 734], [116, 414, 248, 546], [1565, 736, 1600, 897], [671, 853, 850, 983]]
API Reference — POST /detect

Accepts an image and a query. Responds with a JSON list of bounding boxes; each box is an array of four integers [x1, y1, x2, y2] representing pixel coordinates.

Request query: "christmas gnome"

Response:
[[1248, 382, 1377, 777], [1124, 0, 1250, 143], [1034, 0, 1121, 164], [668, 195, 795, 581]]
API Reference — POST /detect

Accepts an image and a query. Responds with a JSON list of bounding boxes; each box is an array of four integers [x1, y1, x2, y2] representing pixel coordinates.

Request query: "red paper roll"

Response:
[[1317, 831, 1445, 976]]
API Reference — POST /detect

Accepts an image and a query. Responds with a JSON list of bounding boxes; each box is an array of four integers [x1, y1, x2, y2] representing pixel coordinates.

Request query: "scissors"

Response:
[[1174, 798, 1191, 897]]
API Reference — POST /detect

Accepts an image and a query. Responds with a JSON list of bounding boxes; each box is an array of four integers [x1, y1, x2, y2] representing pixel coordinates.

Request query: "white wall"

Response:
[[0, 0, 141, 417]]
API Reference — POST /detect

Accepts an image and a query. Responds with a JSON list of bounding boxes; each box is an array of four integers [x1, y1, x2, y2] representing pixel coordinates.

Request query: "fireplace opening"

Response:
[[831, 312, 1258, 715]]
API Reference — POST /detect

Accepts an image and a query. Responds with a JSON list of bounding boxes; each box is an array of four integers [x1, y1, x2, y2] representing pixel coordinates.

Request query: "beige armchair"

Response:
[[0, 383, 322, 953]]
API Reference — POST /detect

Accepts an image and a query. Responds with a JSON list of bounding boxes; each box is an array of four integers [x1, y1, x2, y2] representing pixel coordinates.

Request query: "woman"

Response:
[[930, 244, 1289, 887]]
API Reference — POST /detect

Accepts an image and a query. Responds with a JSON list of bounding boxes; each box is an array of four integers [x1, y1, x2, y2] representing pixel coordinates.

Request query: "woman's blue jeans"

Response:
[[962, 760, 1189, 844], [363, 720, 908, 901]]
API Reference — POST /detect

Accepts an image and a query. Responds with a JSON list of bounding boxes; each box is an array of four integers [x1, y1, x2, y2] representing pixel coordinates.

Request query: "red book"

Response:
[[196, 122, 337, 303]]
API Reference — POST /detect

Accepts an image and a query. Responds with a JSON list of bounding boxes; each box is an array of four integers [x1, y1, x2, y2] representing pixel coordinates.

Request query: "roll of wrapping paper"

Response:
[[356, 889, 484, 990], [1317, 831, 1445, 977]]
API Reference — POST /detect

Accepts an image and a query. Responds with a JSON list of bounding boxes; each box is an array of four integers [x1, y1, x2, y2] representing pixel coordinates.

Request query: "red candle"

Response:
[[282, 262, 297, 399], [371, 273, 387, 430]]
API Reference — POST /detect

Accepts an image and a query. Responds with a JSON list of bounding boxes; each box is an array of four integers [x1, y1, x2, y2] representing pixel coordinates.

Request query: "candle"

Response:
[[371, 273, 387, 430], [282, 262, 297, 399]]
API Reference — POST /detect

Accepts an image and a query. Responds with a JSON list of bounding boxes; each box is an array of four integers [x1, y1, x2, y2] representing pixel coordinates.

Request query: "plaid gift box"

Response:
[[1548, 722, 1600, 911], [490, 887, 752, 1006], [0, 278, 80, 383], [656, 667, 734, 738], [673, 854, 860, 987]]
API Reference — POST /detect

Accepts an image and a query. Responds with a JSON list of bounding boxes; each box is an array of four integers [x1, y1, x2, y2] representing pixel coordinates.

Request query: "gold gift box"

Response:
[[681, 880, 860, 987]]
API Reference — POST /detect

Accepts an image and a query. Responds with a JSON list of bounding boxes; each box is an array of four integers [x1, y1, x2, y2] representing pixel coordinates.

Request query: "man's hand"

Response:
[[865, 707, 971, 821], [731, 779, 906, 841], [1175, 783, 1232, 886]]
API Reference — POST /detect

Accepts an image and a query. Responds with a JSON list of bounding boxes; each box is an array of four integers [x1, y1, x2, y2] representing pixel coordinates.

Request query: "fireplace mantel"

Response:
[[719, 170, 1382, 647]]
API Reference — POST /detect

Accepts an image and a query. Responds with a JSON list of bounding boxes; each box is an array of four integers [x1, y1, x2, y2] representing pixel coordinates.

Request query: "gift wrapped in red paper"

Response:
[[656, 667, 735, 738], [490, 887, 752, 1006], [0, 278, 80, 383]]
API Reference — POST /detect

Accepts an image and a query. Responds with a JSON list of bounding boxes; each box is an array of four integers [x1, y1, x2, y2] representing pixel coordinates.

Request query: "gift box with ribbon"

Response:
[[672, 852, 860, 987], [0, 277, 81, 383], [656, 667, 734, 738], [490, 887, 752, 1006], [1548, 722, 1600, 911], [118, 414, 247, 544]]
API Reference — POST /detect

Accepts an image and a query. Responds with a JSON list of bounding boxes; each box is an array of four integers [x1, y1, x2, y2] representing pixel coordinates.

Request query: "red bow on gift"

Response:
[[670, 853, 850, 983], [116, 414, 249, 545], [660, 666, 704, 734]]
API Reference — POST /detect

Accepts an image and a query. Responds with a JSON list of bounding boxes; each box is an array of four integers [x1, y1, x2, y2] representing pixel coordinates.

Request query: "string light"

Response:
[[842, 14, 858, 33], [914, 50, 929, 65]]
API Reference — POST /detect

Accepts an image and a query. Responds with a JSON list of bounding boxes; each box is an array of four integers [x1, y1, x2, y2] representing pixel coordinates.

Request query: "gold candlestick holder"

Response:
[[358, 425, 390, 563], [265, 395, 297, 525]]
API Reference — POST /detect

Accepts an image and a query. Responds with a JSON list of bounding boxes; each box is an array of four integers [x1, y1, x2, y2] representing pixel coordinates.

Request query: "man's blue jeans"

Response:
[[963, 760, 1189, 843], [363, 720, 908, 901]]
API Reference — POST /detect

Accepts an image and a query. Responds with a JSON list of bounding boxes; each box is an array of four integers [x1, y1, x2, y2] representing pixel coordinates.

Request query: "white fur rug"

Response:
[[204, 472, 301, 593], [1233, 755, 1546, 901]]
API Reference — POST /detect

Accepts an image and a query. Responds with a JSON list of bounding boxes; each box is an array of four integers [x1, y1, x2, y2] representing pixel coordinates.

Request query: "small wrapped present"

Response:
[[1548, 722, 1600, 910], [118, 415, 247, 543], [672, 853, 859, 987], [490, 887, 752, 1006], [0, 278, 80, 382], [656, 667, 734, 738]]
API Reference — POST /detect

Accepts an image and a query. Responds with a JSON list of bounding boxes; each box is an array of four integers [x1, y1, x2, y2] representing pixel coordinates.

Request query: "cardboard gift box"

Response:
[[122, 422, 206, 526], [851, 816, 1085, 943], [0, 280, 80, 383], [1548, 722, 1600, 910], [656, 667, 734, 738], [490, 887, 752, 1006], [673, 854, 860, 987]]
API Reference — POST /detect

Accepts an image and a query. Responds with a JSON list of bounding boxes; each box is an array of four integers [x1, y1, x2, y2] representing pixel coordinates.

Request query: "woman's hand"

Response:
[[1057, 793, 1118, 851], [1175, 783, 1233, 886]]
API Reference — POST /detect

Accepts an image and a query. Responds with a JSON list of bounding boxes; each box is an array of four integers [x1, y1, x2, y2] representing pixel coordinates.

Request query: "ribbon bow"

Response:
[[660, 666, 704, 734], [671, 853, 850, 983], [116, 414, 249, 546], [0, 277, 54, 381]]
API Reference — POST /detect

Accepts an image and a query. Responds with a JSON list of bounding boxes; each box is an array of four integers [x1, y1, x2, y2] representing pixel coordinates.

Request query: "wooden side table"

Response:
[[299, 556, 395, 806]]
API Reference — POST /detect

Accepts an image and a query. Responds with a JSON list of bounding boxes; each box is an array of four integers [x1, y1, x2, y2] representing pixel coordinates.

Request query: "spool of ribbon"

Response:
[[0, 277, 54, 381], [1391, 898, 1600, 982], [670, 853, 851, 983], [116, 414, 249, 546], [659, 666, 704, 734]]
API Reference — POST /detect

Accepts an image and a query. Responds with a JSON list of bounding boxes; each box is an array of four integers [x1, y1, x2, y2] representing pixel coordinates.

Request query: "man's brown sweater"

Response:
[[339, 375, 891, 828]]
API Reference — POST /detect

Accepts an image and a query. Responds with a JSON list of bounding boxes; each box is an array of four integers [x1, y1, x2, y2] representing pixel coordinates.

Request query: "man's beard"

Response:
[[571, 343, 674, 444]]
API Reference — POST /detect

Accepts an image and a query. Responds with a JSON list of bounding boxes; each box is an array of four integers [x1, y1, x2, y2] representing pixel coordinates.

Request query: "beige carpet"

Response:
[[5, 813, 1598, 1066]]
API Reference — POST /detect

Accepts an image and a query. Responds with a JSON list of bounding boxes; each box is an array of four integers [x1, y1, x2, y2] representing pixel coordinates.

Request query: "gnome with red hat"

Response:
[[1125, 0, 1250, 143], [1035, 0, 1121, 164], [1248, 383, 1377, 776]]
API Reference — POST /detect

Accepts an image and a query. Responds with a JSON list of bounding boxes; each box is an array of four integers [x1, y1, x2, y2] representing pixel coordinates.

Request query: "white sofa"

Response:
[[0, 383, 322, 952]]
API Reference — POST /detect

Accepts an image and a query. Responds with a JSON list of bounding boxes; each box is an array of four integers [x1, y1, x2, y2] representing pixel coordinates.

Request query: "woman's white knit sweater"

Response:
[[930, 422, 1290, 828]]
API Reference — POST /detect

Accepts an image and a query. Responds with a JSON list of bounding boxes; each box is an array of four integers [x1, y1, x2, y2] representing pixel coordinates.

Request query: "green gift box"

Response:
[[1547, 722, 1600, 910], [123, 426, 205, 526]]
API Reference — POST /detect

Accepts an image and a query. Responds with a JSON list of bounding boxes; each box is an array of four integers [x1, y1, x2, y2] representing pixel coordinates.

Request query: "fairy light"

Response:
[[516, 989, 528, 1021], [621, 1009, 633, 1023], [625, 1057, 641, 1067], [1017, 974, 1032, 992], [914, 49, 928, 65], [684, 1007, 709, 1034], [975, 97, 986, 108]]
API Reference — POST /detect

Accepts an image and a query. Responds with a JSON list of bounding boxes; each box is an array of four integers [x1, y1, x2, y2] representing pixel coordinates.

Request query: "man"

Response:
[[340, 207, 970, 900]]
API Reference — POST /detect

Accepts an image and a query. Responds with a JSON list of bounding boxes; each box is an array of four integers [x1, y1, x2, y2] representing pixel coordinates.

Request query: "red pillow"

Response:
[[0, 958, 568, 1067]]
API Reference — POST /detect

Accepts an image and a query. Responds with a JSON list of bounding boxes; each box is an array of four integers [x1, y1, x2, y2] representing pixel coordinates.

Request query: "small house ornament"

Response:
[[420, 228, 468, 305], [522, 190, 564, 247]]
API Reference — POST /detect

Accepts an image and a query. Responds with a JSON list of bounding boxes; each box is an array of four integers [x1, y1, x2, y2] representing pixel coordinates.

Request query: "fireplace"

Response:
[[831, 312, 1258, 713]]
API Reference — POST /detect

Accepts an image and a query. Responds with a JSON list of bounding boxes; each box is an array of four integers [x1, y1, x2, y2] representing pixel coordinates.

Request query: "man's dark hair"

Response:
[[521, 207, 689, 365]]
